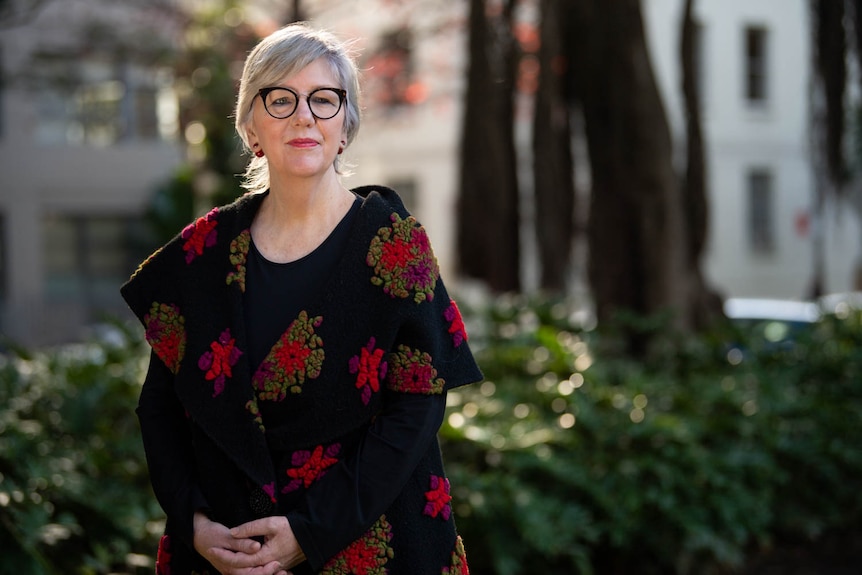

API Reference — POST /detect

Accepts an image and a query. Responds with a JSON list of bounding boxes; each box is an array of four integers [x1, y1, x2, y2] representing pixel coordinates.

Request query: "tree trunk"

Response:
[[456, 0, 521, 292], [567, 0, 689, 345], [813, 0, 847, 187], [533, 0, 575, 293], [680, 0, 724, 328]]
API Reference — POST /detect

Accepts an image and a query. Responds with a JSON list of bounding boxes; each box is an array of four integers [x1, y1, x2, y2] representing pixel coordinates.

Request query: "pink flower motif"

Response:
[[423, 475, 452, 520], [444, 299, 468, 347], [262, 482, 276, 503], [181, 207, 219, 264], [349, 337, 388, 405], [198, 329, 243, 397]]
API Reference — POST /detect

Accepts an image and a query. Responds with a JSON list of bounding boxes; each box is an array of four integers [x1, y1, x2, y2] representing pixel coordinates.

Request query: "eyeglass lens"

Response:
[[262, 88, 344, 120]]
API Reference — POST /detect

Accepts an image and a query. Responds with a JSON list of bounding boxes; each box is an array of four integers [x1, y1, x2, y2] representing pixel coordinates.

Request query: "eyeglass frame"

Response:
[[256, 86, 347, 120]]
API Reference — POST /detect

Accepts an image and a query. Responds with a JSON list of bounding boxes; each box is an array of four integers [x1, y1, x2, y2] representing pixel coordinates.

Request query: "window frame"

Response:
[[747, 167, 775, 255], [744, 25, 769, 105]]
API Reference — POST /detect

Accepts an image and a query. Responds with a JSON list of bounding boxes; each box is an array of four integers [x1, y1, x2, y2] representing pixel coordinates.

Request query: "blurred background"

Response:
[[1, 0, 861, 573]]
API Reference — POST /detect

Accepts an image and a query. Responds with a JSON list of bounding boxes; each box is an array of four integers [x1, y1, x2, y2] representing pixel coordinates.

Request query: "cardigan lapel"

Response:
[[171, 191, 279, 502]]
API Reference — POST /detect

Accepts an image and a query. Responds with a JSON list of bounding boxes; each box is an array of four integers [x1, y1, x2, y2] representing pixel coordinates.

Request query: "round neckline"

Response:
[[249, 196, 361, 267]]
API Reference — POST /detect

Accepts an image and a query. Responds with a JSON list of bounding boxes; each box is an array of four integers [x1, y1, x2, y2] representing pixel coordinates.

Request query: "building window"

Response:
[[364, 29, 425, 113], [42, 214, 145, 316], [748, 169, 774, 253], [68, 80, 126, 146], [744, 26, 768, 103], [34, 56, 176, 146]]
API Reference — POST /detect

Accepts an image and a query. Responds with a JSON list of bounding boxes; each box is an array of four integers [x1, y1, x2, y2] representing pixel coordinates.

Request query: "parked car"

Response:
[[723, 297, 820, 346]]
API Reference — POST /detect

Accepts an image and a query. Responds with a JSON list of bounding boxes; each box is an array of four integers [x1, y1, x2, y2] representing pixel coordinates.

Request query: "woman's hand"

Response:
[[208, 515, 305, 575], [193, 511, 287, 575]]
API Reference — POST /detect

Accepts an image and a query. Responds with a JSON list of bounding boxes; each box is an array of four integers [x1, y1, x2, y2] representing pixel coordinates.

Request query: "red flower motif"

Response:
[[275, 338, 312, 374], [380, 237, 412, 269], [367, 213, 440, 303], [144, 302, 186, 374], [444, 299, 468, 347], [282, 443, 341, 493], [198, 329, 243, 397], [251, 311, 324, 402], [181, 207, 219, 264], [349, 337, 388, 405], [442, 536, 470, 575], [321, 516, 393, 575], [423, 475, 452, 520], [226, 230, 251, 292], [386, 345, 445, 394], [155, 534, 172, 575]]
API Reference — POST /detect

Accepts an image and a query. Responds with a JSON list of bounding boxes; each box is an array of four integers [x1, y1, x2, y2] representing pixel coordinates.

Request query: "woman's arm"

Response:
[[284, 390, 447, 570], [136, 350, 211, 549]]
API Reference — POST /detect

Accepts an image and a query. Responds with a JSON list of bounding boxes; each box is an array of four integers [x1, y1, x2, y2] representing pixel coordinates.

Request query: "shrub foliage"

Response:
[[442, 297, 862, 574], [1, 300, 860, 574]]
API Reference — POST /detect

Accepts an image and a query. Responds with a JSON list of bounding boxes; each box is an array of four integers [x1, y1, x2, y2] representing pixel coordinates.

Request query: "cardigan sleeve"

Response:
[[285, 390, 446, 571], [361, 188, 483, 393], [136, 350, 210, 550], [387, 278, 483, 393], [286, 265, 481, 569]]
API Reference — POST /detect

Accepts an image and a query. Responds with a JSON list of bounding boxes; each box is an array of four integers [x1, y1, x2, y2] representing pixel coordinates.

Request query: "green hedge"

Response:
[[1, 298, 860, 574], [441, 297, 862, 574], [0, 323, 160, 575]]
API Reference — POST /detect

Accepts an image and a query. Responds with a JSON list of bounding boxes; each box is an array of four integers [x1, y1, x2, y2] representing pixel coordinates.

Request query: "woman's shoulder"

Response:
[[120, 191, 264, 315], [352, 185, 410, 218]]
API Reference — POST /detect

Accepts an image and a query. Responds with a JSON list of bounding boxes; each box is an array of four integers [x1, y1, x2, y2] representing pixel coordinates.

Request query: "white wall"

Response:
[[644, 0, 860, 299]]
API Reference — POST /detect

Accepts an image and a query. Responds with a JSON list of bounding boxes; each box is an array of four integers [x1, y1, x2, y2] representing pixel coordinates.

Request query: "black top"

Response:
[[241, 195, 446, 573], [243, 196, 362, 372]]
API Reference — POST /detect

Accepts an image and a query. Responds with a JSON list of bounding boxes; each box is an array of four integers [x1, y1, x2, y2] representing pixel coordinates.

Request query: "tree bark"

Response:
[[567, 0, 689, 344], [680, 0, 724, 328], [813, 0, 847, 187], [533, 0, 575, 293], [456, 0, 521, 292]]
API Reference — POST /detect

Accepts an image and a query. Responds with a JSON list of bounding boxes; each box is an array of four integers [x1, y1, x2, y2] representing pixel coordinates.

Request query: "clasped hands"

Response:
[[193, 511, 306, 575]]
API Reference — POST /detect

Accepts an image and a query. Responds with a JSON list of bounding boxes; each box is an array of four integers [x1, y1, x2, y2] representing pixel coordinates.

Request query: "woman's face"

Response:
[[248, 57, 347, 182]]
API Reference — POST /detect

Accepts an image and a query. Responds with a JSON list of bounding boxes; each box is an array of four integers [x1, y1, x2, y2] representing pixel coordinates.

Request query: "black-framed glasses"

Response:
[[257, 87, 346, 120]]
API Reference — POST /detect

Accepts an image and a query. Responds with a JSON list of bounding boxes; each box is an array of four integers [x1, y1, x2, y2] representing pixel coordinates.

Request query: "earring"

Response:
[[255, 149, 265, 158], [338, 140, 346, 155]]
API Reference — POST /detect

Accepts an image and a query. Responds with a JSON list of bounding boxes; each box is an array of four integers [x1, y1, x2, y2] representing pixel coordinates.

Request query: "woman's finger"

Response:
[[226, 536, 262, 554]]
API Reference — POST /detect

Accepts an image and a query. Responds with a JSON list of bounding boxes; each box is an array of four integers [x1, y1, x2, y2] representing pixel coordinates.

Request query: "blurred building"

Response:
[[2, 0, 859, 346], [324, 0, 861, 302], [645, 0, 860, 300], [0, 1, 183, 346]]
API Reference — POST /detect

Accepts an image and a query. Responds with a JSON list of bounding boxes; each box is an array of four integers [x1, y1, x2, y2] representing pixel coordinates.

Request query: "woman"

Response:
[[121, 22, 481, 575]]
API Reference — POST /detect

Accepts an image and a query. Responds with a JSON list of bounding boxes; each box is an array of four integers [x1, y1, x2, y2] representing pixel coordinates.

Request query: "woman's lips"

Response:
[[287, 138, 318, 148]]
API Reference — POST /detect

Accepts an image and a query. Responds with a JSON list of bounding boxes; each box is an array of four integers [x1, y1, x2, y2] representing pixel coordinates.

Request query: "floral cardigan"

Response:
[[121, 186, 481, 574]]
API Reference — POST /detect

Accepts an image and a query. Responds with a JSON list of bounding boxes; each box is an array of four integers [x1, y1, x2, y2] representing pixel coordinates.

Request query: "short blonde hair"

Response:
[[234, 23, 361, 193]]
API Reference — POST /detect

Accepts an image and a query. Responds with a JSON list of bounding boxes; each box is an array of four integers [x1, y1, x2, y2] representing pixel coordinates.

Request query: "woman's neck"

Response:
[[250, 171, 354, 263]]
